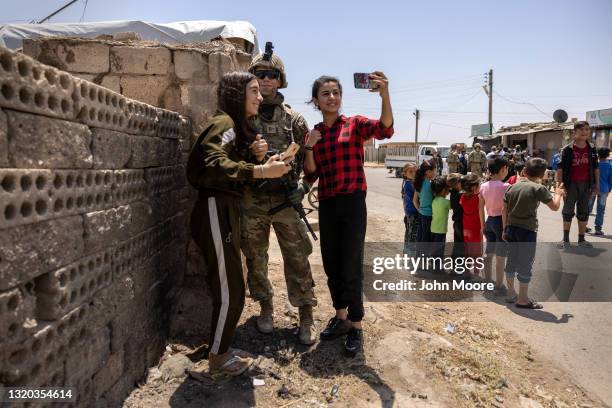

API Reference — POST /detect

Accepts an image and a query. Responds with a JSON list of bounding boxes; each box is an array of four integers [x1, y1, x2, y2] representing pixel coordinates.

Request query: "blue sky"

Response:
[[3, 0, 612, 145]]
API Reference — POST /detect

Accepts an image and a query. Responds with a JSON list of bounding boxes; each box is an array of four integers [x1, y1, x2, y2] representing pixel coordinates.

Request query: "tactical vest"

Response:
[[252, 104, 300, 189]]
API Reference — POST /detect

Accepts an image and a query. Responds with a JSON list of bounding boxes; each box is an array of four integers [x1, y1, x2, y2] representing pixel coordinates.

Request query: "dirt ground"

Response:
[[123, 209, 608, 408]]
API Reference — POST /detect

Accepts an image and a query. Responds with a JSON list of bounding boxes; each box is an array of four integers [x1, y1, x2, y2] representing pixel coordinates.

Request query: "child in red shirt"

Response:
[[460, 173, 483, 277]]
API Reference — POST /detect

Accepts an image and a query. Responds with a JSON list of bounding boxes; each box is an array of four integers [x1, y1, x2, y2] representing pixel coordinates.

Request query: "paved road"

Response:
[[364, 167, 612, 405]]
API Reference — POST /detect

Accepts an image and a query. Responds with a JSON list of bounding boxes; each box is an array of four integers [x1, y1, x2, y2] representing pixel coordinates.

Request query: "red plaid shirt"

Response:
[[305, 115, 394, 200]]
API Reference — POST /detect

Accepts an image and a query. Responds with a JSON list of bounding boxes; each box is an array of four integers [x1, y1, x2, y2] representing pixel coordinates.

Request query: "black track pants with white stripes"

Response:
[[190, 194, 245, 355]]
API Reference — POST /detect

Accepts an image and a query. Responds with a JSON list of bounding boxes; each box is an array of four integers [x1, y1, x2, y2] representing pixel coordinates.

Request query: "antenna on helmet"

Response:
[[263, 42, 274, 62]]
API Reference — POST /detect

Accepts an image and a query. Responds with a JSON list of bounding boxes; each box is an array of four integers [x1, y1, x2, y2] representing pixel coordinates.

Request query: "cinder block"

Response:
[[0, 323, 64, 386], [125, 100, 157, 137], [112, 169, 146, 206], [128, 136, 163, 168], [49, 169, 114, 217], [23, 39, 110, 74], [109, 305, 144, 353], [35, 249, 113, 320], [119, 75, 173, 107], [112, 229, 149, 280], [0, 303, 91, 387], [0, 48, 78, 121], [73, 78, 129, 133], [144, 165, 185, 196], [110, 46, 171, 75], [65, 326, 110, 386], [86, 200, 155, 244], [179, 115, 192, 138], [88, 275, 135, 329], [91, 128, 132, 169], [148, 213, 184, 257], [150, 189, 181, 223], [75, 74, 121, 94], [173, 49, 209, 81], [6, 110, 93, 169], [1, 169, 116, 230], [0, 216, 84, 291], [0, 169, 53, 230], [0, 287, 36, 344], [0, 109, 7, 167], [155, 108, 181, 139], [93, 349, 124, 396]]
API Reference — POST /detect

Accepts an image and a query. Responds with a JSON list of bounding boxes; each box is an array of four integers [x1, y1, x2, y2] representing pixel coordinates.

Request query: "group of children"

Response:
[[401, 155, 565, 309]]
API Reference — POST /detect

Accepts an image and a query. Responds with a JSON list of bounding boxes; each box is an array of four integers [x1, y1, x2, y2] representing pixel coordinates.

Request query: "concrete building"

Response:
[[493, 121, 575, 163]]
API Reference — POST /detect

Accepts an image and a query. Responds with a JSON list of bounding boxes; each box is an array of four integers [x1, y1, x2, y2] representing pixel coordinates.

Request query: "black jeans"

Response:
[[319, 191, 367, 322]]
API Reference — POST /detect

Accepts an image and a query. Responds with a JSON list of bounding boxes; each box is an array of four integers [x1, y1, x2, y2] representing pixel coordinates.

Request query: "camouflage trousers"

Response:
[[240, 189, 316, 307], [448, 163, 458, 174], [470, 164, 484, 177]]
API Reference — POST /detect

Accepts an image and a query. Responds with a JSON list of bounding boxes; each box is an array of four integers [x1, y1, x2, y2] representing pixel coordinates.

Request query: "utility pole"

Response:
[[413, 109, 420, 145], [487, 69, 493, 133]]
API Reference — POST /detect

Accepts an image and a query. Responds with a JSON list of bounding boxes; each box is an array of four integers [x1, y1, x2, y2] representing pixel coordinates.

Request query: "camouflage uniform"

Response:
[[241, 93, 317, 307], [468, 149, 487, 176], [447, 149, 459, 173]]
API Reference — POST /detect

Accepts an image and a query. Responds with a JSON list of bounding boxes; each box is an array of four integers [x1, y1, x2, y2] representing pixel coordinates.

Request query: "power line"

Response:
[[392, 74, 483, 91], [393, 79, 483, 94], [492, 90, 550, 118], [426, 122, 470, 139], [80, 0, 89, 22]]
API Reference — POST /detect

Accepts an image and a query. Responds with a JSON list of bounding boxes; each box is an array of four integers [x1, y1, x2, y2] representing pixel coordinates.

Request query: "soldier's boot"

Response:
[[256, 299, 274, 334], [298, 305, 316, 345]]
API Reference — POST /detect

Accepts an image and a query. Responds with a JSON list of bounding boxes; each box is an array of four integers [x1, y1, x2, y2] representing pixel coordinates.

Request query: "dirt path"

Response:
[[124, 208, 608, 408]]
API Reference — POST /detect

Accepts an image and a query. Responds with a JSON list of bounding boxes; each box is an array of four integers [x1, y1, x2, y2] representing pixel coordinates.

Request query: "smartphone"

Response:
[[280, 142, 300, 163], [354, 73, 378, 89]]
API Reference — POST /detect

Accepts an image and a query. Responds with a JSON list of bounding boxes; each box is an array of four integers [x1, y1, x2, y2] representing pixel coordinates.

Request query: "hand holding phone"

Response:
[[280, 142, 300, 163], [354, 73, 378, 90]]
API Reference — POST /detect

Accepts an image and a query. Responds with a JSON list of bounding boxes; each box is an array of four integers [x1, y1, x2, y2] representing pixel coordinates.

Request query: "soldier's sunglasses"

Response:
[[254, 70, 280, 80]]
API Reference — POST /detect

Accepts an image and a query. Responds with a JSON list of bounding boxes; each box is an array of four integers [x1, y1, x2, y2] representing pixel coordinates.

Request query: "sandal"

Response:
[[210, 356, 253, 377], [505, 294, 518, 303], [515, 300, 543, 309]]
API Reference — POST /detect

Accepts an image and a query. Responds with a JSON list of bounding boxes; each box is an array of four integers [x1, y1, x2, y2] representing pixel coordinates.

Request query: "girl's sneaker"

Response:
[[594, 229, 604, 236]]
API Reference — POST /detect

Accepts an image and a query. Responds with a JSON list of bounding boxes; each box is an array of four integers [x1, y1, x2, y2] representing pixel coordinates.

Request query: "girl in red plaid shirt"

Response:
[[303, 73, 394, 357]]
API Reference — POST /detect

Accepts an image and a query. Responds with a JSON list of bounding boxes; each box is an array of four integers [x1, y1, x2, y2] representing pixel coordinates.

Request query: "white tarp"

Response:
[[0, 20, 259, 53]]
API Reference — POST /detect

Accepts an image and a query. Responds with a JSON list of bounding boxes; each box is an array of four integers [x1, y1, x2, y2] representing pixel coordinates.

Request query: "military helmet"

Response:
[[248, 53, 288, 89]]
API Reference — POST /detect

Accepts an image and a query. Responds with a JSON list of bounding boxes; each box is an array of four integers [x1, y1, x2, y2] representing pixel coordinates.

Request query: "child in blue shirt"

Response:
[[589, 147, 612, 235], [402, 163, 419, 255], [414, 159, 437, 243]]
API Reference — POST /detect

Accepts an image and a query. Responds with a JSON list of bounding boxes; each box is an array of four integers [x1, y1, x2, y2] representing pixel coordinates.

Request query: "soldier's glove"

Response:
[[287, 182, 308, 205]]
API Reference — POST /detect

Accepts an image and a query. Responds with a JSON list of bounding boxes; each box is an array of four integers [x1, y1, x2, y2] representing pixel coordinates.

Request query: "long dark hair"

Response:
[[414, 159, 436, 192], [217, 72, 259, 155]]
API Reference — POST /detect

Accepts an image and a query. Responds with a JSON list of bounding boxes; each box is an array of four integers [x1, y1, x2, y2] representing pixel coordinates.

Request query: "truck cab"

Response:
[[417, 145, 450, 174], [384, 144, 450, 177]]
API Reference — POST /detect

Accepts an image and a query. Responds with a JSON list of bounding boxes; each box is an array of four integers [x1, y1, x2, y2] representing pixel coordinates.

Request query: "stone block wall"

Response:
[[0, 46, 190, 406], [21, 36, 253, 344], [23, 37, 252, 136]]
